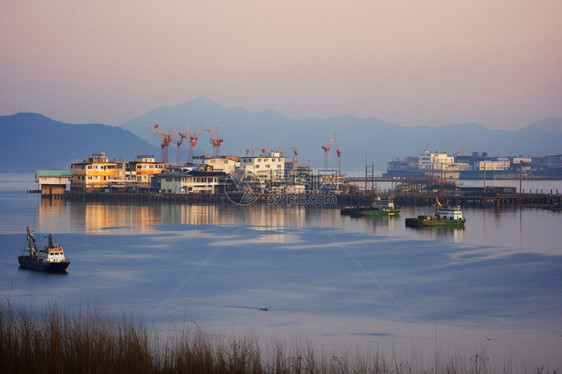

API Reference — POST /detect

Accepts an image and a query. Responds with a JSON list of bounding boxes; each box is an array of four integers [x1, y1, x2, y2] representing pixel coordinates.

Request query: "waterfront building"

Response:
[[125, 155, 166, 185], [71, 153, 126, 191], [151, 171, 227, 194], [192, 155, 239, 174], [239, 151, 286, 181], [34, 170, 72, 196], [418, 150, 455, 170], [475, 158, 510, 171]]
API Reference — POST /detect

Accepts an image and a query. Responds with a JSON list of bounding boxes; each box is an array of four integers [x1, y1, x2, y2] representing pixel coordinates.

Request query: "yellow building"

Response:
[[126, 155, 166, 185], [71, 153, 126, 191]]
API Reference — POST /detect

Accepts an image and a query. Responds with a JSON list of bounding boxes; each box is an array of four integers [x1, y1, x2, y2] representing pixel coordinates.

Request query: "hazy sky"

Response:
[[1, 0, 561, 130]]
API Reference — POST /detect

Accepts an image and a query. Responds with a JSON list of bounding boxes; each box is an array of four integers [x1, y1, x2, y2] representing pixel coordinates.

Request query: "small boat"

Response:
[[405, 199, 467, 228], [18, 227, 70, 272]]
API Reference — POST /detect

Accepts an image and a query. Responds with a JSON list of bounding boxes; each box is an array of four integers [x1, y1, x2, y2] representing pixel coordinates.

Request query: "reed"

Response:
[[0, 302, 558, 374]]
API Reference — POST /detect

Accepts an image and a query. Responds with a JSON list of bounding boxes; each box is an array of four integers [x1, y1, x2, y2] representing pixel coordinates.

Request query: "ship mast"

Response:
[[26, 227, 37, 256]]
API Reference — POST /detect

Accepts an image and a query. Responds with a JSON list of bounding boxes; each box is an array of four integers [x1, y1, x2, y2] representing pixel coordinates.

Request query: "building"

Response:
[[475, 158, 510, 171], [126, 155, 166, 185], [418, 151, 455, 170], [151, 171, 227, 194], [34, 170, 72, 196], [192, 155, 239, 174], [239, 152, 285, 181], [71, 153, 126, 191]]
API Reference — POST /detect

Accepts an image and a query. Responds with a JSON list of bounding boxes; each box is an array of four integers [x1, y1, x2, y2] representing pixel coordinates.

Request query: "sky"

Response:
[[1, 0, 561, 130]]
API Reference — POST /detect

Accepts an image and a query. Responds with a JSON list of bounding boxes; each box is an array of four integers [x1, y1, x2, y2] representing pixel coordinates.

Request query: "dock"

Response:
[[59, 190, 562, 210]]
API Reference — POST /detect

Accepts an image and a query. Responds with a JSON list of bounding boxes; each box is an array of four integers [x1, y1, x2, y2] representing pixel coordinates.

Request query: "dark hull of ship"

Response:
[[405, 217, 466, 228], [18, 256, 70, 273]]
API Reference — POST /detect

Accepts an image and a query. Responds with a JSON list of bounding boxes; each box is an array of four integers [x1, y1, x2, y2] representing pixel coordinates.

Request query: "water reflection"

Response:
[[406, 225, 465, 241], [38, 201, 315, 233], [33, 198, 562, 256]]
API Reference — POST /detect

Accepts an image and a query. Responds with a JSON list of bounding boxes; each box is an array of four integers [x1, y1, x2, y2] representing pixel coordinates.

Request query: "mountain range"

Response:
[[0, 113, 159, 172], [2, 97, 562, 173]]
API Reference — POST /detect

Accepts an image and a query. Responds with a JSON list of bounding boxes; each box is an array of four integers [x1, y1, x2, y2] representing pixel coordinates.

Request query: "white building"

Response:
[[239, 152, 286, 181], [192, 155, 239, 174], [418, 151, 454, 170], [475, 158, 510, 171], [152, 171, 226, 194]]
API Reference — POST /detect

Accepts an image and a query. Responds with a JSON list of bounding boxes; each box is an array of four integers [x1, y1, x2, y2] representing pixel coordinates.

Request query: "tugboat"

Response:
[[18, 227, 70, 272], [341, 194, 400, 217], [405, 199, 467, 228], [362, 197, 401, 217]]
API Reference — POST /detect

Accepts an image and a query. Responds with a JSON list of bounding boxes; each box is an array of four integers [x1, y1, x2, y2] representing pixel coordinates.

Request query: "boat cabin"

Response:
[[437, 207, 464, 220], [37, 246, 66, 263], [372, 199, 395, 210]]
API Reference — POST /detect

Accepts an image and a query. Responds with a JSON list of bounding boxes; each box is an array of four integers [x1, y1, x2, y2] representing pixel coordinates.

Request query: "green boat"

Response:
[[405, 200, 466, 228], [362, 198, 400, 216], [341, 197, 400, 217]]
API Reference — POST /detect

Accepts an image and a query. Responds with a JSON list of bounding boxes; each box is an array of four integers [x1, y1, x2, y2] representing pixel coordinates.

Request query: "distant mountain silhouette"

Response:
[[2, 103, 561, 173], [0, 113, 160, 172], [527, 118, 562, 134], [121, 97, 562, 172]]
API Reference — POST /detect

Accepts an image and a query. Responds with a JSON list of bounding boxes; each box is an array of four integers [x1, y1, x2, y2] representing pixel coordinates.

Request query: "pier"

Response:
[[60, 190, 562, 210]]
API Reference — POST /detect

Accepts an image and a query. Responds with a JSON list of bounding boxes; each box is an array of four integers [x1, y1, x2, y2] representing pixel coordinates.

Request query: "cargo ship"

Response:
[[405, 200, 466, 228], [18, 227, 70, 272]]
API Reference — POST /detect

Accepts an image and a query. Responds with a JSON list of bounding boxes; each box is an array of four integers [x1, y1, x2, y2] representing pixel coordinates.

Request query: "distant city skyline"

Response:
[[1, 1, 561, 130]]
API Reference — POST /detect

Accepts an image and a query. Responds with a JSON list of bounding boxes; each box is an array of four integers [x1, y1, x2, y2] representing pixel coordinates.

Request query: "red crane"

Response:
[[187, 125, 203, 164], [146, 119, 174, 163], [290, 147, 298, 164], [207, 128, 224, 156], [145, 119, 168, 135], [260, 144, 269, 155], [160, 129, 174, 163], [176, 122, 192, 164], [321, 133, 336, 169], [273, 140, 285, 155], [245, 146, 256, 156], [334, 137, 342, 175]]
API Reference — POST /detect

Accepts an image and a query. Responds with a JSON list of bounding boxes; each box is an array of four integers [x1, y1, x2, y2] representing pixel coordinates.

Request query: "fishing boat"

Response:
[[18, 227, 70, 272], [405, 199, 467, 228]]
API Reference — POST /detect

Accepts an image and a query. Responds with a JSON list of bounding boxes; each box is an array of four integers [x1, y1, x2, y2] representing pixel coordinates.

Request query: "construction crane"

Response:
[[187, 125, 203, 164], [290, 147, 298, 164], [273, 140, 285, 155], [176, 122, 192, 164], [144, 119, 168, 135], [146, 119, 174, 163], [160, 129, 174, 163], [321, 133, 336, 169], [334, 137, 342, 175], [207, 128, 224, 156], [260, 144, 269, 155], [245, 146, 256, 156]]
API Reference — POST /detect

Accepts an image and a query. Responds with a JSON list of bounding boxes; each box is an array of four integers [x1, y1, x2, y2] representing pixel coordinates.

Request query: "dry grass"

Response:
[[0, 302, 558, 374]]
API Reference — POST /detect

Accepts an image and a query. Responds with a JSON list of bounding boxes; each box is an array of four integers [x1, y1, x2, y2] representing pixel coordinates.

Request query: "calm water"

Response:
[[1, 174, 561, 369]]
